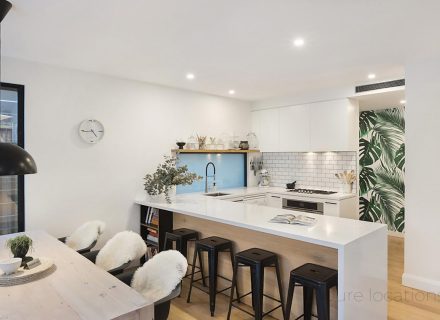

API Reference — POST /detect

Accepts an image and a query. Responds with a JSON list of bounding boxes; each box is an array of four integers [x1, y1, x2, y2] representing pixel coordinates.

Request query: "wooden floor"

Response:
[[170, 236, 440, 319]]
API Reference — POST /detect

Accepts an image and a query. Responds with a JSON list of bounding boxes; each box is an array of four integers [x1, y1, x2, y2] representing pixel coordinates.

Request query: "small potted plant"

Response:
[[144, 156, 202, 203], [6, 235, 33, 265]]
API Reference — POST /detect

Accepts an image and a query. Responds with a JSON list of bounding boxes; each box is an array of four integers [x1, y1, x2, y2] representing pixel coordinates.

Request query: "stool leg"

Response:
[[229, 249, 240, 302], [186, 245, 199, 303], [227, 258, 239, 320], [162, 234, 169, 252], [208, 250, 219, 316], [195, 234, 206, 287], [254, 264, 264, 320], [198, 247, 207, 287], [176, 238, 182, 254], [180, 239, 188, 259], [274, 260, 286, 320], [250, 266, 256, 310], [316, 287, 329, 320], [303, 286, 313, 320], [285, 276, 295, 320]]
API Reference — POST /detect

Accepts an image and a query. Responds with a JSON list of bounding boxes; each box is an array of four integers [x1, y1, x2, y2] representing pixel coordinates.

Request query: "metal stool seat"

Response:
[[285, 263, 338, 320], [227, 248, 286, 320]]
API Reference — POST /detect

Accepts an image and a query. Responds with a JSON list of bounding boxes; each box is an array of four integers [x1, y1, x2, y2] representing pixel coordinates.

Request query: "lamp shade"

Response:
[[0, 0, 11, 23], [0, 143, 37, 176]]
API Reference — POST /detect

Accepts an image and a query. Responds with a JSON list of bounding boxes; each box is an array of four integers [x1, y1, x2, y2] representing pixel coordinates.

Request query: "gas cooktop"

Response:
[[287, 188, 337, 195]]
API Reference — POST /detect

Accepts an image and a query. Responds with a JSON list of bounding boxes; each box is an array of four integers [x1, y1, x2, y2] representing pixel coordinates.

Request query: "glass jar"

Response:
[[187, 134, 198, 150], [246, 132, 259, 150]]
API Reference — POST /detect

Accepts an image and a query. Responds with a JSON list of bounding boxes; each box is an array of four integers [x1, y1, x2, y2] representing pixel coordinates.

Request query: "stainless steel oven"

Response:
[[282, 198, 324, 214]]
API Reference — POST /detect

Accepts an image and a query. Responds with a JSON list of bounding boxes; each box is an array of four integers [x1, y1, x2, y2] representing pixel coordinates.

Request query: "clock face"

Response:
[[79, 119, 104, 144]]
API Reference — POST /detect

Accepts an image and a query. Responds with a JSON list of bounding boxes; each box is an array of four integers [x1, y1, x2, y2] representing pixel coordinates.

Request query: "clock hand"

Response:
[[81, 130, 92, 132], [90, 129, 98, 137]]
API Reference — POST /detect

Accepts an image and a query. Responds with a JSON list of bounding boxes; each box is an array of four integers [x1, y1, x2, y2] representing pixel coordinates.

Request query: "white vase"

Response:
[[342, 183, 353, 194]]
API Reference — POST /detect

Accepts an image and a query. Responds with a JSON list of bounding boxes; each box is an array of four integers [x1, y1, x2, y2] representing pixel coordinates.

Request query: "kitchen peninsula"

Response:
[[135, 188, 387, 320]]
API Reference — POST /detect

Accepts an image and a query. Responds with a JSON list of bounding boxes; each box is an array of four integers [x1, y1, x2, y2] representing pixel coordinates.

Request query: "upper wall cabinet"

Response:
[[251, 98, 359, 152], [309, 99, 359, 151], [251, 108, 279, 152], [279, 105, 310, 152]]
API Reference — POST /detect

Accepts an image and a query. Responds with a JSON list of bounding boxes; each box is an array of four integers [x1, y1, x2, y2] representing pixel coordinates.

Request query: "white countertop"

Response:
[[134, 188, 385, 250]]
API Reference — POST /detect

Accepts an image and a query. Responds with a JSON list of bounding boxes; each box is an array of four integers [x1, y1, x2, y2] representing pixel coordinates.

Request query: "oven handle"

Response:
[[282, 206, 323, 214]]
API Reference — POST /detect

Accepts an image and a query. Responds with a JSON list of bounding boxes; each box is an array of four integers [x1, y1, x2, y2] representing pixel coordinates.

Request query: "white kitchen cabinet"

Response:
[[252, 98, 359, 153], [323, 201, 339, 217], [266, 194, 282, 208], [251, 108, 279, 152], [308, 98, 359, 151], [279, 105, 310, 152]]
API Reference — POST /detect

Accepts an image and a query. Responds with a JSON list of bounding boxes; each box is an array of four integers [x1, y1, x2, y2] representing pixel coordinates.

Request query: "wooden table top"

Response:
[[0, 230, 153, 320]]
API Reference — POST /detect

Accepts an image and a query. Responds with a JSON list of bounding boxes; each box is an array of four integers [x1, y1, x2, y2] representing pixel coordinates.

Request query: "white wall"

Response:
[[403, 59, 440, 293], [3, 57, 251, 245]]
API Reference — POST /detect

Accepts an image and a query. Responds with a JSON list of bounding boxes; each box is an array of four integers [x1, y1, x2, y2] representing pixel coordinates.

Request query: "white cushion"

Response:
[[96, 231, 147, 271], [131, 250, 188, 302], [66, 220, 105, 251]]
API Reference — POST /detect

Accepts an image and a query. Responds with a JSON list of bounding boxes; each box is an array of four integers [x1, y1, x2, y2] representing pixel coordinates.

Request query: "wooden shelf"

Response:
[[172, 149, 260, 154], [141, 223, 159, 230], [144, 239, 159, 247]]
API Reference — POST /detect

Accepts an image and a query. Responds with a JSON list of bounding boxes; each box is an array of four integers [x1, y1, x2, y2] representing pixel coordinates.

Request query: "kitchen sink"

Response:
[[204, 192, 230, 197]]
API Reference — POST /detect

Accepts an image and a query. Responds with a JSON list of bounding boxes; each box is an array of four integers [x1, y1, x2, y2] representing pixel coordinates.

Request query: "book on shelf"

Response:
[[147, 235, 159, 244], [269, 214, 316, 226], [146, 227, 158, 241], [145, 207, 160, 226]]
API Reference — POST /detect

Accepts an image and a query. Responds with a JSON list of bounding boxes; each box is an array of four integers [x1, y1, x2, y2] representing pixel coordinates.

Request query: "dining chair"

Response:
[[116, 250, 187, 320], [59, 220, 106, 254], [84, 230, 147, 276]]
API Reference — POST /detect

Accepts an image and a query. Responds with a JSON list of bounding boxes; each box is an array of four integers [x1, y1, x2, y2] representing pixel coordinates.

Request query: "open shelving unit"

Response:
[[139, 205, 173, 259], [172, 149, 260, 154]]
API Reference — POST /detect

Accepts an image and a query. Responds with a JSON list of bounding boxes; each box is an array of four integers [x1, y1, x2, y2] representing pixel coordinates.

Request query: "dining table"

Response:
[[0, 230, 154, 320]]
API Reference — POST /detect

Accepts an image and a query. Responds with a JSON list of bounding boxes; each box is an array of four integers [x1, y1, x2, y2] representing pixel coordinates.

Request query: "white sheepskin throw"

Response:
[[131, 250, 188, 302], [66, 220, 106, 251], [96, 231, 147, 271]]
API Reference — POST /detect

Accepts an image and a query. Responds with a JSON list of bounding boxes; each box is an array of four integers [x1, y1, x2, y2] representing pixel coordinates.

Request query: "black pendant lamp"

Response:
[[0, 0, 37, 176]]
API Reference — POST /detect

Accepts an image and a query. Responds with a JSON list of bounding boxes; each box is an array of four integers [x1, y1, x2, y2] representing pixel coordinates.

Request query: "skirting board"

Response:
[[402, 273, 440, 294]]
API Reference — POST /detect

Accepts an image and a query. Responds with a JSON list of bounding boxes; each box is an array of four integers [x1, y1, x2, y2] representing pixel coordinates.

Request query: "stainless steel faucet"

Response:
[[205, 162, 216, 193]]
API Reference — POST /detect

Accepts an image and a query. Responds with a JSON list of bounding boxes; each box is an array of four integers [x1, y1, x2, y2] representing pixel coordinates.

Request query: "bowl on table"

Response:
[[0, 258, 22, 275]]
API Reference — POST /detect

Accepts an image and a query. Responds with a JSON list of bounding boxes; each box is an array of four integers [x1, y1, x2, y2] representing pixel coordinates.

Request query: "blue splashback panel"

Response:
[[176, 153, 245, 194]]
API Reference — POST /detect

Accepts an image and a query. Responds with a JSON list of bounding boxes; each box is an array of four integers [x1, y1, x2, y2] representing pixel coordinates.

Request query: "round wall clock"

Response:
[[79, 119, 104, 144]]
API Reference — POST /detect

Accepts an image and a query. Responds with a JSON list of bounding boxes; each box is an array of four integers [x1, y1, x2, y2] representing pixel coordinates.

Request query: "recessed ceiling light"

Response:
[[228, 90, 235, 95], [367, 73, 376, 79], [186, 73, 195, 80], [400, 100, 406, 104], [293, 38, 305, 47]]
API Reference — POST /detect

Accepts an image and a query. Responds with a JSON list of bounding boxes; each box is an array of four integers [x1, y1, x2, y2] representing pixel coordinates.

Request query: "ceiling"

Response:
[[2, 1, 439, 101]]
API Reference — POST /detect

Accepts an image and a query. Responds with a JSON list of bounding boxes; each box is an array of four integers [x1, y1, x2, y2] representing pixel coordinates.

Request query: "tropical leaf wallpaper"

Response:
[[359, 107, 405, 232]]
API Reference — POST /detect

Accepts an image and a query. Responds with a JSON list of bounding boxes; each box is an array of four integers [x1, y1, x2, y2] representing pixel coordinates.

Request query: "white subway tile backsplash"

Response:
[[262, 151, 357, 192]]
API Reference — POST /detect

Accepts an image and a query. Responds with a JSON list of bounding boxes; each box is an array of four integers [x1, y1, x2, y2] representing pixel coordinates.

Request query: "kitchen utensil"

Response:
[[286, 181, 297, 190]]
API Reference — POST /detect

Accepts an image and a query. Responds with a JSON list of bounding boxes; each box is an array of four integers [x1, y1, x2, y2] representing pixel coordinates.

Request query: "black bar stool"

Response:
[[163, 228, 206, 285], [227, 248, 286, 320], [285, 263, 338, 320], [187, 236, 239, 316]]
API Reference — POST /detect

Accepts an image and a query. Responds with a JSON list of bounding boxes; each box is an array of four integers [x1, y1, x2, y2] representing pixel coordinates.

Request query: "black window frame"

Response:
[[1, 82, 25, 231]]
